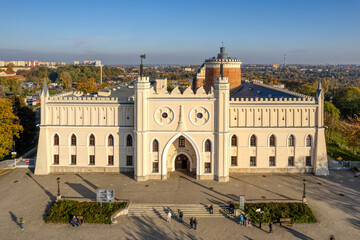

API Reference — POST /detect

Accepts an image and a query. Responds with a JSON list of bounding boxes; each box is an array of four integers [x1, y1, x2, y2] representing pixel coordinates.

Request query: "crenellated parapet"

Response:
[[230, 96, 315, 104], [150, 85, 214, 98]]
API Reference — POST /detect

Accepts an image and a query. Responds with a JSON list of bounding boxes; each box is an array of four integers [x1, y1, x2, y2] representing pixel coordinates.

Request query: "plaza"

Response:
[[0, 168, 359, 239]]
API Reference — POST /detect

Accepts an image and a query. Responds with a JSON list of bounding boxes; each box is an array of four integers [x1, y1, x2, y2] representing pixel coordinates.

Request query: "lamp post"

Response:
[[57, 177, 61, 201], [256, 208, 265, 229], [302, 179, 307, 203]]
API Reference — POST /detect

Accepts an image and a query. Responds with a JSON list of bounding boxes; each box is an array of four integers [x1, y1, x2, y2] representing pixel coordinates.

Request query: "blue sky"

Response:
[[0, 0, 359, 64]]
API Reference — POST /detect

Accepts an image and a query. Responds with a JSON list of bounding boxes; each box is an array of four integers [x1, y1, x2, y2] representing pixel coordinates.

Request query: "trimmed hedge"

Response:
[[237, 202, 317, 224], [44, 200, 126, 224]]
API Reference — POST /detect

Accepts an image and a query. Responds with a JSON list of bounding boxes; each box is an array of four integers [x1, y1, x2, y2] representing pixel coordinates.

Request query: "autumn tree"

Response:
[[75, 78, 98, 94], [6, 63, 14, 72], [342, 114, 360, 151], [0, 98, 23, 159], [59, 71, 72, 90]]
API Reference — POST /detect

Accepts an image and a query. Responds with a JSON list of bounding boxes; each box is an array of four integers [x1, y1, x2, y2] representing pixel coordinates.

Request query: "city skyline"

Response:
[[1, 0, 359, 65]]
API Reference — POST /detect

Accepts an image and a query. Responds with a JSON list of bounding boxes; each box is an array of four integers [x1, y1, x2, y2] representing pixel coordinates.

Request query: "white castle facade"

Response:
[[35, 51, 329, 182]]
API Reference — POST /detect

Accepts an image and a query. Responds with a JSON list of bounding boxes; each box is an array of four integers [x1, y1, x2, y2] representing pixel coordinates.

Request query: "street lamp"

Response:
[[57, 177, 61, 201], [256, 208, 265, 229], [302, 179, 307, 202]]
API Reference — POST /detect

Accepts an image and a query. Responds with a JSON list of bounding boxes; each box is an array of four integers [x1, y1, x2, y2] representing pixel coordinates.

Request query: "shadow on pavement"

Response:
[[75, 174, 98, 190], [66, 183, 96, 200], [9, 211, 19, 227], [284, 226, 314, 240]]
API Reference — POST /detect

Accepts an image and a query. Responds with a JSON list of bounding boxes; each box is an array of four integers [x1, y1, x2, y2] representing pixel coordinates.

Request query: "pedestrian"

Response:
[[70, 215, 77, 227], [209, 205, 214, 214], [240, 214, 244, 226], [76, 216, 81, 227], [190, 217, 193, 229], [269, 222, 273, 233], [167, 211, 172, 223], [244, 215, 247, 227], [179, 211, 183, 223], [193, 218, 198, 230], [330, 235, 335, 240], [19, 218, 25, 230]]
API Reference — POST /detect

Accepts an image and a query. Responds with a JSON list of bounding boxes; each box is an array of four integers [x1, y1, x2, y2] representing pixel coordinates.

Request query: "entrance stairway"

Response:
[[128, 203, 231, 218]]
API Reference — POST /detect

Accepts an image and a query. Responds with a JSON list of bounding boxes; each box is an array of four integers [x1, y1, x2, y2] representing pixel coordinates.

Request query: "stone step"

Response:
[[128, 204, 233, 218]]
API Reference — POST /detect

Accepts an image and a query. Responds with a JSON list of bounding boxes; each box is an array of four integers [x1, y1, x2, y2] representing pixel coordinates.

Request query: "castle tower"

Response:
[[35, 78, 50, 175], [214, 73, 230, 182], [314, 80, 329, 176], [203, 46, 242, 94]]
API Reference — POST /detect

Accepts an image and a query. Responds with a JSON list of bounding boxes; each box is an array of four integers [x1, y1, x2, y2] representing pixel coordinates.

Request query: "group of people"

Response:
[[166, 209, 198, 230], [70, 216, 82, 227], [239, 213, 252, 227]]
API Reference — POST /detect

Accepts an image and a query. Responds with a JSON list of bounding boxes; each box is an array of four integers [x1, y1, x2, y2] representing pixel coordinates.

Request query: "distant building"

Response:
[[73, 61, 80, 65], [272, 64, 279, 70], [58, 62, 66, 66]]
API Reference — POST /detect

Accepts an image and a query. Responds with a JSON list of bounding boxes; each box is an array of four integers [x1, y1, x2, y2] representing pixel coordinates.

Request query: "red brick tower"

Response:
[[193, 46, 242, 94]]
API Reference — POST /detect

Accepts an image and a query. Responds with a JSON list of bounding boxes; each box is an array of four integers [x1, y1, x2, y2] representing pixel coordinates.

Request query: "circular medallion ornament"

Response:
[[154, 106, 174, 126], [189, 106, 210, 126]]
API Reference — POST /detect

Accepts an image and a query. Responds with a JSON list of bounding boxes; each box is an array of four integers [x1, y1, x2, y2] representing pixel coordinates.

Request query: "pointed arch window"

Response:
[[288, 135, 295, 147], [205, 139, 211, 152], [71, 134, 77, 146], [54, 134, 59, 146], [231, 135, 237, 146], [179, 136, 185, 148], [89, 134, 95, 146], [153, 139, 159, 152], [269, 135, 276, 147], [108, 134, 114, 146], [306, 135, 312, 147], [250, 135, 257, 147], [126, 135, 133, 147]]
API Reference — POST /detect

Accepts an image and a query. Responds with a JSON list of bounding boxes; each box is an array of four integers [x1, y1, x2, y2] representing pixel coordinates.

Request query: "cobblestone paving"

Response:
[[0, 169, 359, 240]]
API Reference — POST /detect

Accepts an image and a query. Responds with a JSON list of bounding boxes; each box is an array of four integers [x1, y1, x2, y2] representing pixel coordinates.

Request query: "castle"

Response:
[[35, 47, 329, 181]]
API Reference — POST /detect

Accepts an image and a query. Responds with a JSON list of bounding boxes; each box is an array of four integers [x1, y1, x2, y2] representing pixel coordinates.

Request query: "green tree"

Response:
[[59, 71, 72, 90], [324, 101, 340, 141], [0, 98, 23, 159], [10, 96, 37, 153], [333, 87, 360, 117]]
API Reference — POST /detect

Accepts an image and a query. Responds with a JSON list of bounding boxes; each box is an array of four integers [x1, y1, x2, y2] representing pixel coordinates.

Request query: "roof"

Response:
[[230, 81, 308, 99]]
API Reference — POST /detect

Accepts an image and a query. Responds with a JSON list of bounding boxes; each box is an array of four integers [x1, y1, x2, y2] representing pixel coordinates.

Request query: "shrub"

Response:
[[44, 200, 126, 224], [237, 202, 317, 224]]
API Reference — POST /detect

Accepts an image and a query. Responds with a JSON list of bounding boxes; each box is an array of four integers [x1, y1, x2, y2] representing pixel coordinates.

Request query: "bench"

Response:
[[280, 218, 292, 228]]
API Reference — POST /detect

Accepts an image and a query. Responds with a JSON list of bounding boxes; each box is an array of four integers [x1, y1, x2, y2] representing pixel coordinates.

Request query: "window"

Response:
[[288, 156, 294, 166], [71, 134, 77, 146], [231, 156, 237, 166], [126, 135, 132, 147], [250, 156, 256, 166], [269, 156, 276, 166], [306, 135, 312, 147], [269, 135, 276, 147], [126, 156, 133, 166], [250, 135, 257, 147], [89, 155, 95, 165], [205, 139, 211, 152], [231, 135, 237, 146], [306, 156, 312, 166], [54, 134, 59, 146], [108, 155, 114, 165], [53, 155, 59, 165], [288, 135, 295, 147], [71, 155, 76, 165], [153, 139, 159, 152], [152, 162, 159, 172], [108, 135, 114, 146], [89, 134, 95, 146], [205, 163, 211, 173], [179, 136, 185, 148]]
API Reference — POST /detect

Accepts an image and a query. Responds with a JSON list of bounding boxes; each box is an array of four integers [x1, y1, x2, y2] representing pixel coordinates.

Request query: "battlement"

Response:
[[230, 96, 316, 104], [205, 58, 242, 63], [151, 85, 214, 98]]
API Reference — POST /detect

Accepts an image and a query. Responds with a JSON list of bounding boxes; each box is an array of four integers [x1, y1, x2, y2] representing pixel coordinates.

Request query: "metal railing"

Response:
[[0, 158, 36, 169]]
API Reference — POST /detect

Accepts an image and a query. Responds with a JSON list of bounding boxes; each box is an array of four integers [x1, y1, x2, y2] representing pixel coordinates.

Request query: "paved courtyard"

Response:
[[0, 169, 359, 240]]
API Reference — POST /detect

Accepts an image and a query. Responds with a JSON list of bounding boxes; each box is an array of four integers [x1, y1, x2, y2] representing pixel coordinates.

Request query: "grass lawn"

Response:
[[327, 143, 360, 161], [236, 202, 317, 224], [45, 200, 126, 224]]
